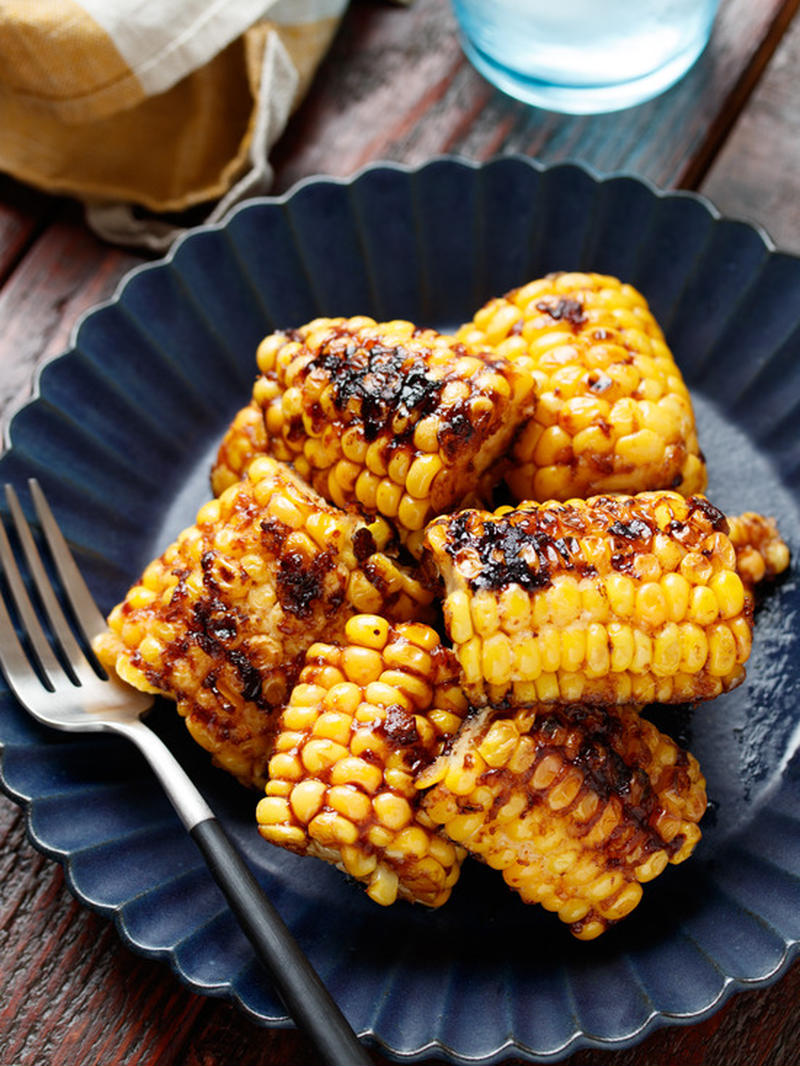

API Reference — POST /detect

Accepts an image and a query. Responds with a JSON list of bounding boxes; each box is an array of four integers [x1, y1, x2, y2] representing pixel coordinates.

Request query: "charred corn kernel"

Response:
[[460, 273, 705, 502], [92, 457, 436, 791], [257, 616, 467, 906], [421, 703, 706, 938], [212, 317, 535, 549], [422, 491, 753, 706], [727, 512, 791, 585]]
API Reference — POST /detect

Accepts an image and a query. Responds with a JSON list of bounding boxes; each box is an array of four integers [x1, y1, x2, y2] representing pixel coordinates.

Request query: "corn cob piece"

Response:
[[423, 491, 753, 707], [93, 457, 434, 789], [419, 702, 706, 938], [212, 400, 268, 496], [457, 272, 706, 503], [211, 316, 535, 554], [727, 512, 790, 586], [256, 615, 468, 907]]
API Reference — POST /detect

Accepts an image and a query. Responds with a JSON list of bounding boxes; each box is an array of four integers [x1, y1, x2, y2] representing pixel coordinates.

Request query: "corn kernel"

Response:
[[255, 796, 291, 825], [309, 810, 359, 846], [289, 779, 327, 823], [312, 710, 353, 745], [327, 784, 372, 822], [606, 573, 635, 617], [406, 454, 443, 499], [342, 646, 384, 685], [478, 719, 520, 768], [707, 623, 737, 677], [330, 756, 383, 794], [367, 865, 399, 906], [688, 585, 719, 626], [652, 623, 681, 677], [301, 738, 349, 774], [340, 845, 378, 879], [679, 623, 707, 673], [709, 570, 745, 619], [345, 614, 390, 650], [398, 492, 430, 531]]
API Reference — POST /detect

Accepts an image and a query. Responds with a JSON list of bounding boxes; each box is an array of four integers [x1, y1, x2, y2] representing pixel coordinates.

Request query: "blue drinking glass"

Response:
[[451, 0, 721, 114]]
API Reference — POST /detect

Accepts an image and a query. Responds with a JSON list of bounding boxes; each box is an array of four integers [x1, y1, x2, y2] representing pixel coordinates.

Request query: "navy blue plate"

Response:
[[1, 158, 799, 1063]]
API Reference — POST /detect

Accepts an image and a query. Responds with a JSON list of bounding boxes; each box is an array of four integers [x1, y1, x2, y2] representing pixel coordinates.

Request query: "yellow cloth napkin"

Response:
[[0, 0, 349, 248]]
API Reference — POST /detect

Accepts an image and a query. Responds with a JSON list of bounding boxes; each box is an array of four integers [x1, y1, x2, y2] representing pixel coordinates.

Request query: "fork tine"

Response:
[[29, 479, 108, 643], [0, 512, 62, 688], [5, 484, 96, 686], [0, 575, 55, 708]]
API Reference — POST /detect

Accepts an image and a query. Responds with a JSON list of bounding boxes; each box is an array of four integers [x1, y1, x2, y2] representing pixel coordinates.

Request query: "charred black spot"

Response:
[[587, 374, 613, 393], [553, 536, 579, 562], [310, 339, 444, 443], [382, 704, 420, 747], [690, 495, 729, 532], [608, 518, 653, 541], [260, 517, 290, 554], [444, 512, 553, 593], [535, 297, 586, 328], [228, 648, 264, 703], [276, 550, 333, 618], [611, 552, 635, 572], [438, 406, 475, 461], [353, 526, 377, 563], [189, 597, 268, 709]]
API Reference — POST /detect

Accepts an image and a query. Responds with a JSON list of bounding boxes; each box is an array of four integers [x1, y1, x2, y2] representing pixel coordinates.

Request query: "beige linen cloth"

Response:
[[0, 0, 351, 249]]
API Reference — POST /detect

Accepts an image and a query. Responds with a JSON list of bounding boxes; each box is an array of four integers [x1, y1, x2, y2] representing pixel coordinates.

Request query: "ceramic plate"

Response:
[[1, 158, 799, 1063]]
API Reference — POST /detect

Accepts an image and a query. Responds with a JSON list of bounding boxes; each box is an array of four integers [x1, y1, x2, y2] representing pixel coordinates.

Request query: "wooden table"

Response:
[[2, 1, 800, 1063]]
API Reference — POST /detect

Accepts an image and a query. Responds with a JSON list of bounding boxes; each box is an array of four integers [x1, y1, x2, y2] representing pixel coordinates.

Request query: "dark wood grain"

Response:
[[3, 1, 800, 1063], [0, 199, 140, 435], [701, 4, 800, 252], [3, 791, 800, 1066], [0, 176, 55, 287], [271, 0, 796, 194]]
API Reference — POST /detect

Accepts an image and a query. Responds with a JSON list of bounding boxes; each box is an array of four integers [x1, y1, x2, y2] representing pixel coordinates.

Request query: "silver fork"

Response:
[[0, 479, 372, 1066]]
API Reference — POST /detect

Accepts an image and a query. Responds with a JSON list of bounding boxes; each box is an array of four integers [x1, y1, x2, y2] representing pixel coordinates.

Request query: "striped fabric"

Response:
[[0, 0, 349, 246]]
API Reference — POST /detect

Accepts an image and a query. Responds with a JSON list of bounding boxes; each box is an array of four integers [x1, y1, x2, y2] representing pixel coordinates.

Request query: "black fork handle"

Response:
[[191, 818, 373, 1066]]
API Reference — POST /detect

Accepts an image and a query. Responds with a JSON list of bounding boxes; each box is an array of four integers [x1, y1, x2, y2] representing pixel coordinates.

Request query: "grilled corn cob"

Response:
[[457, 272, 706, 503], [256, 615, 468, 906], [419, 702, 706, 938], [211, 316, 535, 554], [727, 511, 790, 586], [93, 457, 434, 788], [423, 491, 753, 707]]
